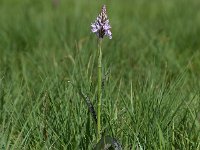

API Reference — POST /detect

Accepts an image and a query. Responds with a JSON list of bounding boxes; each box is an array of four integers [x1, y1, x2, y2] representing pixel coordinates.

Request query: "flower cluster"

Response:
[[91, 5, 112, 39]]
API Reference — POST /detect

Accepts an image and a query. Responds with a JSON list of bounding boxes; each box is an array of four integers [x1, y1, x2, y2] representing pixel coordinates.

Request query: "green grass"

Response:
[[0, 0, 200, 149]]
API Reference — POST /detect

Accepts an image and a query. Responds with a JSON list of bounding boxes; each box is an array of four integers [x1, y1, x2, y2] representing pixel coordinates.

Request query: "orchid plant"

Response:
[[75, 4, 122, 149], [91, 5, 112, 142]]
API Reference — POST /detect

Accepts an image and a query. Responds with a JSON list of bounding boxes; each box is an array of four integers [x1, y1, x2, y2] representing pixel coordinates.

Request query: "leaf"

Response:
[[78, 87, 97, 124], [94, 135, 122, 150]]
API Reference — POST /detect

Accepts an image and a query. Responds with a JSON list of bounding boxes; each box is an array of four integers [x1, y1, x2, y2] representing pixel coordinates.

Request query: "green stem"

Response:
[[97, 38, 102, 142]]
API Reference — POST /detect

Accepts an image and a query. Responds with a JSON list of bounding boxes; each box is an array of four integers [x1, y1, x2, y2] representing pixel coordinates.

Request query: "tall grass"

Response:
[[0, 0, 200, 149]]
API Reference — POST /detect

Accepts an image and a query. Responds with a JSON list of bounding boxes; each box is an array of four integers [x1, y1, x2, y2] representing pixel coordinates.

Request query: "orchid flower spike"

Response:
[[91, 5, 112, 39]]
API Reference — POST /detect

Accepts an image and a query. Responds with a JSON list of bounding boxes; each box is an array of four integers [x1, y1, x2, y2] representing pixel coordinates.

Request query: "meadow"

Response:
[[0, 0, 200, 149]]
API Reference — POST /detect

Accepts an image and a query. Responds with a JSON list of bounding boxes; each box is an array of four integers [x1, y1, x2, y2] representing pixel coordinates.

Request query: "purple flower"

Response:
[[91, 5, 112, 39]]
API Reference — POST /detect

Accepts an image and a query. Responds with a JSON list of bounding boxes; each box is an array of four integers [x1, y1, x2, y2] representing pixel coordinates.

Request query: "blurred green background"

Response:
[[1, 0, 200, 81], [0, 0, 200, 149]]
